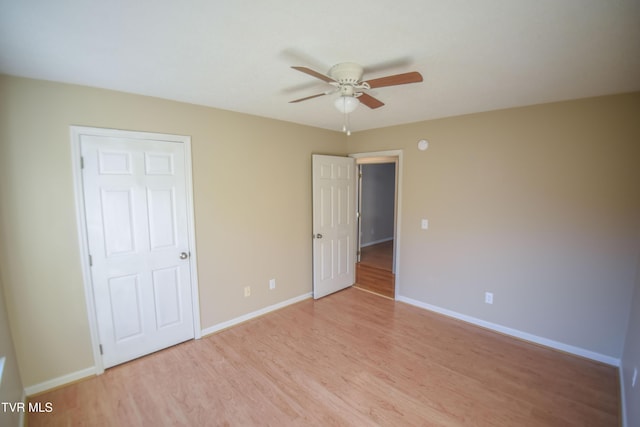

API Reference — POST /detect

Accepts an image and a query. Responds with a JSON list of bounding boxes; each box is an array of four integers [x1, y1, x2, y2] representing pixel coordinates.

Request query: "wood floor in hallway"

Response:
[[355, 240, 395, 298], [28, 288, 620, 426]]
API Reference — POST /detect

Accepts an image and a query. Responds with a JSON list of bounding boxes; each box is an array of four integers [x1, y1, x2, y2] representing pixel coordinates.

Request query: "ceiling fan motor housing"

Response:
[[329, 62, 364, 85], [340, 85, 356, 96]]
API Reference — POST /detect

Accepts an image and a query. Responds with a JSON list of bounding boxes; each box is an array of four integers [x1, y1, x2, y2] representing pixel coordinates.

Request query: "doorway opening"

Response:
[[351, 152, 400, 299]]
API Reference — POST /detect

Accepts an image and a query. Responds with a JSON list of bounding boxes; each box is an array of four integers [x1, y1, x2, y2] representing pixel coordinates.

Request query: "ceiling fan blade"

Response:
[[289, 93, 328, 103], [358, 93, 385, 109], [291, 66, 336, 83], [365, 71, 423, 89]]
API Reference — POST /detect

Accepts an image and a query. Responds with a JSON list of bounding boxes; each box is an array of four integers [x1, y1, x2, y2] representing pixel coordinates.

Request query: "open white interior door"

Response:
[[312, 154, 357, 299]]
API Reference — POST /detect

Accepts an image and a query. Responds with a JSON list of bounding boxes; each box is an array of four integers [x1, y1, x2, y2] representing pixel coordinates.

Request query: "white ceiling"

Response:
[[1, 0, 639, 133]]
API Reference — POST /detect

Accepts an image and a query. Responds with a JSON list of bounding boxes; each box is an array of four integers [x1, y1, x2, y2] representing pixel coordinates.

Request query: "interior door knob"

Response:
[[314, 234, 323, 239], [180, 252, 189, 260]]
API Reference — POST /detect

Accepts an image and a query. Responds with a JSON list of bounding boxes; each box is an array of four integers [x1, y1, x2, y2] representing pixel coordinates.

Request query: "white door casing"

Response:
[[312, 155, 357, 299], [356, 164, 363, 264], [350, 150, 403, 299], [71, 127, 200, 372]]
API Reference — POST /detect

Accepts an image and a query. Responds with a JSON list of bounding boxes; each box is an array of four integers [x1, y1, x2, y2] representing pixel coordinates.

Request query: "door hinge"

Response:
[[99, 344, 103, 355], [80, 156, 84, 169], [89, 254, 93, 266]]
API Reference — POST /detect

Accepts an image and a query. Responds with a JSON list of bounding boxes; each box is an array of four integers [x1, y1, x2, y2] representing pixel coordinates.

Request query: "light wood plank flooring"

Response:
[[359, 240, 394, 272], [28, 288, 619, 426], [356, 240, 395, 298]]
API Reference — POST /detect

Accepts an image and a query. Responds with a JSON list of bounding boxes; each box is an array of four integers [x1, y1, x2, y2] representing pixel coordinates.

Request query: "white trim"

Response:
[[201, 293, 312, 337], [69, 126, 202, 375], [361, 237, 393, 248], [70, 127, 104, 374], [182, 135, 202, 339], [620, 366, 628, 427], [24, 367, 96, 396], [397, 295, 621, 367], [24, 293, 311, 395], [19, 389, 26, 427], [350, 150, 403, 300]]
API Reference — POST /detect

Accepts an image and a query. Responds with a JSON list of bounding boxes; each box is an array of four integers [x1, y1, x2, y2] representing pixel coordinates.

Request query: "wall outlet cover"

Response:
[[485, 292, 494, 304]]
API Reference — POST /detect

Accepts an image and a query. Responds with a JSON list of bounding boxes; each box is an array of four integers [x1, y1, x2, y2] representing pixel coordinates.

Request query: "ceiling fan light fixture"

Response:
[[334, 96, 360, 114]]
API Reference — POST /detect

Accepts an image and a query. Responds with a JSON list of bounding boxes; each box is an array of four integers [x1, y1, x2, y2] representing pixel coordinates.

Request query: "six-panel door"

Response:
[[81, 135, 194, 368], [312, 154, 357, 299]]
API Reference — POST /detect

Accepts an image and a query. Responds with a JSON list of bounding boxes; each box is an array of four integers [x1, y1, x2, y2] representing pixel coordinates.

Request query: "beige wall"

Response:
[[0, 75, 346, 388], [1, 73, 639, 394], [0, 273, 23, 427], [347, 93, 640, 358]]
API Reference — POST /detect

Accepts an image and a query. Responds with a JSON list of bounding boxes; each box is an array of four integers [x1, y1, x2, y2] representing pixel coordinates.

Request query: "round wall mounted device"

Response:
[[417, 139, 429, 151]]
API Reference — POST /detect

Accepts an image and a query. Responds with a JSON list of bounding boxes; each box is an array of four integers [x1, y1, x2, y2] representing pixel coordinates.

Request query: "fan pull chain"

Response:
[[343, 111, 351, 136]]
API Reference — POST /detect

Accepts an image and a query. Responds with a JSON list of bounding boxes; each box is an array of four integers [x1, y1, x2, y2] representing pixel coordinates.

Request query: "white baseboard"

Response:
[[201, 292, 312, 337], [397, 295, 621, 367], [24, 366, 96, 397], [361, 237, 393, 248], [22, 293, 311, 399]]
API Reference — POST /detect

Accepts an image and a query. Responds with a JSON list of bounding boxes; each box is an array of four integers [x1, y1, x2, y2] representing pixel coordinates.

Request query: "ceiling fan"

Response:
[[289, 62, 423, 111]]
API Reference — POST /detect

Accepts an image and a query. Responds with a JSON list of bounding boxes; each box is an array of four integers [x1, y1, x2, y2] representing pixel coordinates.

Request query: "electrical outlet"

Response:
[[485, 292, 493, 304], [244, 286, 251, 297], [421, 219, 429, 230], [269, 278, 276, 290], [632, 367, 638, 388]]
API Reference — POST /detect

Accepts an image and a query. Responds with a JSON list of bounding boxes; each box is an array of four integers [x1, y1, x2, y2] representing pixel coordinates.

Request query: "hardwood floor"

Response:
[[355, 263, 395, 299], [356, 240, 395, 298], [359, 240, 394, 271], [28, 288, 619, 426]]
